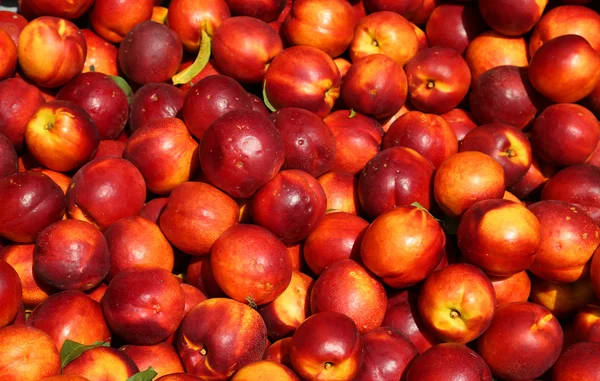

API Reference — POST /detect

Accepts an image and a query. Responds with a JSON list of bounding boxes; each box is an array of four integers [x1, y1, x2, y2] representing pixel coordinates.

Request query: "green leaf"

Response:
[[126, 367, 158, 381], [325, 208, 341, 213], [108, 75, 133, 105], [410, 202, 441, 222], [60, 340, 110, 368], [172, 28, 212, 85], [349, 109, 356, 118], [262, 80, 277, 112], [89, 65, 96, 72]]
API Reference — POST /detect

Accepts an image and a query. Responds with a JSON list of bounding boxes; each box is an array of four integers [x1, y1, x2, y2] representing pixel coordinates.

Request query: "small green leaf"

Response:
[[246, 295, 258, 309], [172, 28, 212, 85], [89, 65, 96, 72], [126, 367, 158, 381], [410, 202, 441, 222], [349, 109, 356, 118], [262, 80, 277, 112], [108, 75, 133, 104], [60, 340, 110, 368], [326, 208, 341, 213]]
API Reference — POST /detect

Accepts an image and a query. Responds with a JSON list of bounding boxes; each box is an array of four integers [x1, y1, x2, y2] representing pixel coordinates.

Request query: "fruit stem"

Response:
[[450, 310, 460, 319], [427, 80, 435, 89], [324, 362, 333, 370], [44, 122, 54, 130], [506, 149, 516, 158]]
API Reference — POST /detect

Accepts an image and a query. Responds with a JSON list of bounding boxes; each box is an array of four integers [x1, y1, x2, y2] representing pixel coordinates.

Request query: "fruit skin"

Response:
[[200, 109, 285, 199], [0, 133, 18, 180], [0, 325, 61, 381], [350, 11, 419, 67], [81, 29, 118, 76], [290, 311, 364, 381], [341, 54, 407, 121], [317, 172, 361, 215], [457, 199, 542, 277], [101, 267, 185, 345], [383, 111, 458, 170], [310, 259, 387, 334], [263, 45, 341, 118], [27, 290, 110, 352], [124, 117, 199, 195], [263, 337, 293, 367], [489, 271, 531, 307], [359, 147, 435, 217], [118, 21, 183, 85], [130, 83, 184, 133], [0, 260, 22, 328], [0, 171, 65, 243], [27, 0, 94, 19], [552, 342, 600, 381], [66, 157, 146, 231], [0, 28, 17, 80], [211, 224, 292, 305], [18, 16, 87, 88], [354, 326, 418, 381], [119, 342, 184, 379], [282, 0, 354, 58], [33, 219, 110, 291], [225, 0, 286, 22], [0, 10, 28, 47], [89, 0, 154, 44], [459, 123, 532, 187], [56, 72, 129, 140], [361, 205, 445, 289], [405, 343, 493, 381], [469, 65, 544, 131], [529, 5, 600, 56], [528, 201, 600, 283], [529, 276, 596, 319], [25, 100, 100, 173], [529, 35, 600, 103], [177, 298, 267, 380], [158, 182, 239, 256], [532, 103, 600, 167], [230, 360, 299, 381], [476, 302, 563, 381], [425, 4, 486, 55], [434, 151, 506, 219], [0, 78, 45, 151], [478, 0, 548, 36], [405, 47, 471, 115], [572, 304, 600, 342], [62, 346, 139, 380], [363, 0, 424, 20], [441, 109, 478, 142], [251, 169, 327, 244]]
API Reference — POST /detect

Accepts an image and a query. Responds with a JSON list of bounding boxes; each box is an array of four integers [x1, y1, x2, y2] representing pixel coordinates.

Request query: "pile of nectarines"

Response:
[[0, 0, 600, 380]]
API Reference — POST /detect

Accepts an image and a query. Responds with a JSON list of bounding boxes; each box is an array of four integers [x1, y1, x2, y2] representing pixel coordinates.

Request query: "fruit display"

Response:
[[1, 0, 600, 380]]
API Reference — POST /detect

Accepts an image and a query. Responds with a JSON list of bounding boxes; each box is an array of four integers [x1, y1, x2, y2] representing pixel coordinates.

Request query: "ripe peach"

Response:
[[573, 304, 600, 342], [0, 28, 16, 80], [0, 133, 17, 180], [552, 342, 600, 381], [478, 0, 548, 36], [363, 0, 424, 20], [89, 0, 153, 44], [530, 276, 596, 319], [0, 10, 28, 47], [509, 155, 555, 201], [139, 197, 167, 224], [231, 361, 299, 381], [489, 271, 531, 307], [425, 3, 487, 55], [440, 108, 478, 142], [92, 140, 125, 161], [225, 0, 286, 22], [0, 260, 21, 328], [81, 29, 118, 76], [317, 171, 361, 215], [120, 343, 184, 379], [62, 346, 139, 380], [0, 78, 45, 151], [155, 375, 201, 381], [27, 0, 94, 19], [186, 256, 226, 298], [181, 284, 207, 314], [405, 343, 492, 381]]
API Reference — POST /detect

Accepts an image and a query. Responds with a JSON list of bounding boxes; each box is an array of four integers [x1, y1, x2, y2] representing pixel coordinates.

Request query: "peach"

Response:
[[67, 157, 147, 230], [282, 0, 354, 58], [434, 151, 506, 219], [552, 342, 600, 381], [529, 34, 600, 103], [231, 361, 299, 381], [0, 325, 61, 380], [210, 224, 292, 305], [139, 197, 168, 224], [286, 243, 302, 272], [363, 0, 424, 19], [118, 21, 183, 85], [530, 276, 596, 319], [410, 0, 439, 25], [18, 17, 86, 88], [263, 337, 293, 366], [341, 54, 407, 120], [27, 0, 94, 19], [359, 147, 434, 217], [361, 205, 445, 288], [31, 169, 69, 196], [264, 45, 341, 118], [440, 108, 478, 142], [465, 31, 529, 83], [156, 375, 201, 381], [251, 170, 327, 243], [120, 343, 184, 379], [86, 283, 107, 303], [104, 216, 174, 281], [0, 28, 16, 80], [181, 284, 207, 314], [0, 260, 21, 328], [489, 271, 531, 307], [317, 171, 361, 215], [62, 346, 139, 380], [177, 298, 267, 379], [152, 6, 169, 23], [81, 29, 118, 76], [573, 304, 600, 342], [405, 343, 492, 381], [418, 264, 496, 344], [290, 311, 363, 380], [225, 0, 286, 22], [303, 212, 369, 275], [350, 11, 419, 67], [458, 199, 541, 276], [102, 267, 185, 345], [405, 47, 471, 115], [509, 155, 555, 201], [0, 171, 65, 243], [258, 271, 313, 340], [0, 78, 45, 151], [0, 10, 28, 47], [41, 376, 91, 381], [323, 110, 384, 175], [425, 3, 487, 55], [529, 5, 600, 56], [0, 133, 17, 179], [459, 123, 532, 187], [130, 83, 184, 132], [528, 200, 600, 283], [186, 256, 226, 298], [124, 118, 198, 195], [89, 0, 153, 44], [383, 111, 458, 169], [27, 290, 110, 351], [469, 66, 545, 130], [92, 140, 125, 160], [476, 302, 563, 381], [478, 0, 548, 36]]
